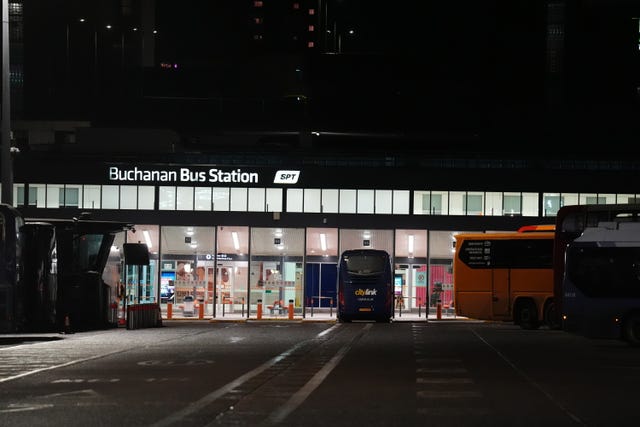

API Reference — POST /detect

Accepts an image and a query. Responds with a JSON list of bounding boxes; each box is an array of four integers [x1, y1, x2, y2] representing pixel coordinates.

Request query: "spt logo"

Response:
[[273, 170, 300, 184]]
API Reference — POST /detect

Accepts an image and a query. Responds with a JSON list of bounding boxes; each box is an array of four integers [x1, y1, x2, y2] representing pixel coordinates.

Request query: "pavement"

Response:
[[0, 309, 471, 340]]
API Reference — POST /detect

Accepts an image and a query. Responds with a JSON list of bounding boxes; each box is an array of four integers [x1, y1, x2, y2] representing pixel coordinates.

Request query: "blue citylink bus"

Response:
[[337, 249, 394, 323]]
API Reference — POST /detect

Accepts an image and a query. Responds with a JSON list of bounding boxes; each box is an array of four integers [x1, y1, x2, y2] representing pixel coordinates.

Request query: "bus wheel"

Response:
[[544, 302, 561, 330], [623, 313, 640, 346], [517, 300, 540, 330]]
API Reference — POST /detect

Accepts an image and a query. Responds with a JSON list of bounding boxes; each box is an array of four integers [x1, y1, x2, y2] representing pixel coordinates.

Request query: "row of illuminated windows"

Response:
[[6, 184, 640, 217]]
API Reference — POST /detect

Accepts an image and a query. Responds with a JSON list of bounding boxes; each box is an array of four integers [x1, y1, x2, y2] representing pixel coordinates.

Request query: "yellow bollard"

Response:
[[167, 303, 173, 320], [288, 299, 294, 320], [257, 299, 263, 320]]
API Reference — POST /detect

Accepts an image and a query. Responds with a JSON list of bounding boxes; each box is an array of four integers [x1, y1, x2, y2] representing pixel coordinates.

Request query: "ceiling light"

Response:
[[232, 231, 240, 250], [143, 230, 152, 249], [408, 234, 414, 254], [320, 233, 327, 251]]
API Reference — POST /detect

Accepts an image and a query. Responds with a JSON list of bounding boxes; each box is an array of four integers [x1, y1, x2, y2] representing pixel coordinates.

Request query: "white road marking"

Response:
[[150, 324, 343, 427]]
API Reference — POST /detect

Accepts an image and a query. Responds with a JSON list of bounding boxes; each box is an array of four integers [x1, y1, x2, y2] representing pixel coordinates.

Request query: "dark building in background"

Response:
[[7, 0, 639, 155]]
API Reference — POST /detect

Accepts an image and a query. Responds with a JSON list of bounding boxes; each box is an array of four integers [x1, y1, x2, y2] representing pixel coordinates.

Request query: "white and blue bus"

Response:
[[337, 249, 394, 323], [562, 222, 640, 346]]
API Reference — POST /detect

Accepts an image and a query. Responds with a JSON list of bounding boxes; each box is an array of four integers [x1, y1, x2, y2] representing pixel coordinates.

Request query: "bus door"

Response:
[[491, 269, 511, 319]]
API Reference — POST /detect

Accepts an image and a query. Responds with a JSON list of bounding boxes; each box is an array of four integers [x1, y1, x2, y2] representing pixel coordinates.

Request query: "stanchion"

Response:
[[198, 301, 204, 319], [288, 299, 294, 320], [257, 299, 263, 320], [436, 299, 442, 320], [167, 302, 173, 320], [118, 301, 126, 326], [62, 314, 73, 334]]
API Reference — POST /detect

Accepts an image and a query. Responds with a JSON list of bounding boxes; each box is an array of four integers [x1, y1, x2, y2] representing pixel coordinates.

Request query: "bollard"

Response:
[[198, 301, 204, 319], [436, 299, 442, 320], [288, 299, 294, 320], [63, 314, 74, 334], [167, 302, 173, 320], [257, 299, 263, 320], [118, 302, 126, 326]]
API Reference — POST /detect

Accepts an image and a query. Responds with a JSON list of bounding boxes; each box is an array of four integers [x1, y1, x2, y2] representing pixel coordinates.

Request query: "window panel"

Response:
[[230, 188, 247, 211], [248, 188, 266, 212], [503, 193, 521, 216], [266, 188, 283, 212], [393, 190, 409, 215], [47, 184, 62, 208], [321, 189, 339, 213], [562, 193, 579, 207], [543, 193, 562, 217], [304, 189, 321, 213], [465, 192, 483, 215], [176, 187, 194, 210], [138, 186, 155, 210], [357, 189, 374, 214], [194, 187, 212, 211], [430, 191, 447, 215], [485, 191, 502, 216], [522, 192, 538, 217], [102, 185, 120, 209], [158, 186, 175, 210], [287, 188, 303, 212], [63, 185, 81, 207], [375, 190, 392, 214], [339, 189, 357, 213], [449, 191, 465, 215], [212, 187, 230, 211], [413, 190, 429, 215], [83, 185, 101, 209], [580, 193, 600, 205], [14, 184, 24, 207], [618, 194, 639, 204], [120, 185, 138, 210]]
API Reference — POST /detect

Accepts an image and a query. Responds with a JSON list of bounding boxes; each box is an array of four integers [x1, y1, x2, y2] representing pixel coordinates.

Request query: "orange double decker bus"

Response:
[[453, 230, 555, 329]]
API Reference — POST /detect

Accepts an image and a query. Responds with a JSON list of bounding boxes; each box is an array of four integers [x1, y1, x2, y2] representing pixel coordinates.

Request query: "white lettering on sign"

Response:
[[273, 170, 300, 184], [109, 167, 177, 182], [108, 167, 259, 184]]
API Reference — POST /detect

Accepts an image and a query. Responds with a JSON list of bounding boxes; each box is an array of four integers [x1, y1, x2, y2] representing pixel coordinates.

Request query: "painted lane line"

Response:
[[417, 377, 474, 384], [150, 324, 343, 427], [0, 350, 125, 384], [262, 323, 372, 426], [469, 327, 585, 426]]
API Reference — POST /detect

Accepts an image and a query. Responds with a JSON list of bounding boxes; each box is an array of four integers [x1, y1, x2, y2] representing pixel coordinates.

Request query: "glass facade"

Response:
[[12, 181, 640, 320]]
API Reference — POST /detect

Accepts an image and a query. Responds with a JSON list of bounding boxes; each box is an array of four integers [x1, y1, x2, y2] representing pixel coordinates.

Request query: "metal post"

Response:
[[1, 0, 12, 205]]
